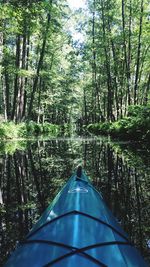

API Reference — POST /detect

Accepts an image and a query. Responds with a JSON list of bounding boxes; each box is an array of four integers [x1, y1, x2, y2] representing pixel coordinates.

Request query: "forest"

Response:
[[0, 0, 149, 140], [0, 1, 150, 265]]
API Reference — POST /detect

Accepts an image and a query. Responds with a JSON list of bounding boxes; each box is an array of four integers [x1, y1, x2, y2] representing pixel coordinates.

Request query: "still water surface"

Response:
[[0, 136, 149, 265]]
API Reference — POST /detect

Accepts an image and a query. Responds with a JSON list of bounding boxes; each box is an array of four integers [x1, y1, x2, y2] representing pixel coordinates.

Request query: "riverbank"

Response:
[[0, 122, 60, 139], [88, 105, 150, 142]]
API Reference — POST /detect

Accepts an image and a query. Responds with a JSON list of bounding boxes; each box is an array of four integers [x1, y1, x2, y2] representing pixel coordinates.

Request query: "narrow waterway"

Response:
[[0, 137, 149, 265]]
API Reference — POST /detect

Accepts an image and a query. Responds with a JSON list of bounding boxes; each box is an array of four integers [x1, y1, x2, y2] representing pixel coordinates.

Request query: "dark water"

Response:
[[0, 137, 149, 266]]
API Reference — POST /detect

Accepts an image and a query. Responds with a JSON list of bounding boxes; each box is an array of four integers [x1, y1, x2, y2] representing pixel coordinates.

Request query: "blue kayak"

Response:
[[4, 167, 148, 267]]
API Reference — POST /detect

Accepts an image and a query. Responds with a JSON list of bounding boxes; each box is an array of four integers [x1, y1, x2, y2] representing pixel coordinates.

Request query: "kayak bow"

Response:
[[4, 167, 148, 267]]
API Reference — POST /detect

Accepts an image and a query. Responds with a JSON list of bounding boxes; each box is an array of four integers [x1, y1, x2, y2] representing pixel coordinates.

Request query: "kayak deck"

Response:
[[4, 168, 148, 267]]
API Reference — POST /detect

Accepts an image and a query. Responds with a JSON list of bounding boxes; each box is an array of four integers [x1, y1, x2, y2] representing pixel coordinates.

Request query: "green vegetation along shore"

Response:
[[0, 122, 60, 140], [88, 106, 150, 142]]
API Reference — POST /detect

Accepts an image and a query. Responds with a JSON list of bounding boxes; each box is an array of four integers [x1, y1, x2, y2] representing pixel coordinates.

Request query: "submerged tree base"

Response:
[[88, 106, 150, 142], [0, 122, 61, 140]]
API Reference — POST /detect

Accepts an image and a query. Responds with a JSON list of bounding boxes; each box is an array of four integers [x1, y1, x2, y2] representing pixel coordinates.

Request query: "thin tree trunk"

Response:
[[134, 0, 144, 105], [11, 35, 21, 121], [2, 76, 7, 121], [4, 71, 10, 120], [103, 92, 106, 119], [37, 78, 42, 124], [28, 13, 51, 118], [127, 0, 132, 106], [101, 0, 113, 121], [83, 87, 88, 125], [122, 0, 131, 113], [2, 33, 10, 120], [92, 0, 97, 123], [17, 32, 27, 122], [107, 18, 119, 120], [23, 34, 30, 118]]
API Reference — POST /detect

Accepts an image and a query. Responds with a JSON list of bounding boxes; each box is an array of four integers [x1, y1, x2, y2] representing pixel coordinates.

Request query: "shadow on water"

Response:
[[0, 136, 149, 265]]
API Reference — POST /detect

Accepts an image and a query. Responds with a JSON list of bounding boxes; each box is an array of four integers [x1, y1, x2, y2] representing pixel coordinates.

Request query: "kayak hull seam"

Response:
[[26, 210, 129, 242]]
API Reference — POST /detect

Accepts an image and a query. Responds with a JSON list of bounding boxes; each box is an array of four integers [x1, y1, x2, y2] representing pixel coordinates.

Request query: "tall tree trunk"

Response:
[[11, 35, 21, 121], [134, 0, 144, 105], [23, 34, 30, 118], [107, 16, 119, 120], [2, 76, 7, 121], [28, 13, 51, 118], [37, 78, 42, 124], [17, 32, 27, 122], [122, 0, 131, 114], [83, 87, 88, 125], [2, 32, 10, 120], [92, 0, 97, 123], [101, 0, 113, 121], [4, 70, 10, 120], [127, 0, 132, 106]]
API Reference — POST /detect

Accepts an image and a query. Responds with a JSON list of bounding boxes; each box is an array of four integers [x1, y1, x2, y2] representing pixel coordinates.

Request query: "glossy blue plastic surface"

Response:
[[4, 170, 148, 266]]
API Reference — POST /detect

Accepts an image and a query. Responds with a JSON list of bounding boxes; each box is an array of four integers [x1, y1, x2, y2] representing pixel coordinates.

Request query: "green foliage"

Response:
[[0, 122, 60, 140], [25, 122, 42, 136], [110, 118, 133, 137], [59, 123, 73, 137], [88, 105, 150, 142], [42, 123, 60, 136], [23, 122, 60, 137], [128, 105, 150, 118], [0, 140, 27, 155], [87, 122, 112, 135], [0, 0, 149, 127], [0, 122, 19, 139], [0, 127, 6, 138]]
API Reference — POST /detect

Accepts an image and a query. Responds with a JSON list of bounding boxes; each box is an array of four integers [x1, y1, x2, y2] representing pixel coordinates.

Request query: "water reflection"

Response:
[[0, 137, 149, 265]]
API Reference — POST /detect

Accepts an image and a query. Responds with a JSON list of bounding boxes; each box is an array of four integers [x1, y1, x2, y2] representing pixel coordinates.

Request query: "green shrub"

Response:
[[0, 140, 27, 154], [42, 123, 51, 133], [100, 122, 112, 133], [26, 122, 36, 134], [87, 123, 101, 134], [0, 122, 60, 139], [34, 124, 43, 135], [25, 122, 43, 136], [128, 105, 150, 118], [18, 123, 28, 137], [42, 123, 58, 135], [128, 105, 144, 117], [0, 122, 19, 139], [87, 122, 112, 135], [87, 106, 150, 142], [0, 126, 6, 138]]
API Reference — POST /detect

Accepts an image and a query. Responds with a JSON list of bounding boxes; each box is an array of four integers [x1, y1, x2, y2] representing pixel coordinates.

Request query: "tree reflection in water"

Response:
[[0, 138, 149, 265]]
